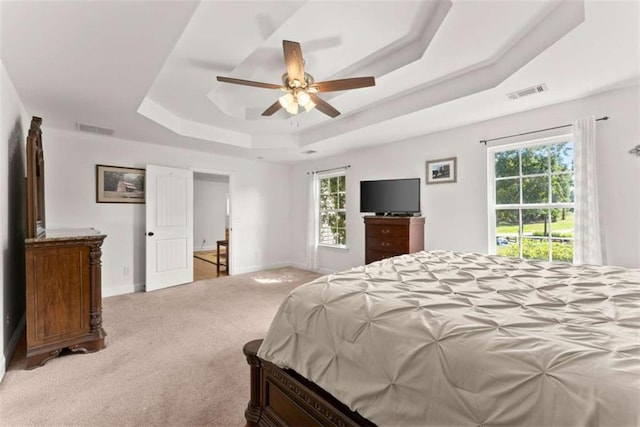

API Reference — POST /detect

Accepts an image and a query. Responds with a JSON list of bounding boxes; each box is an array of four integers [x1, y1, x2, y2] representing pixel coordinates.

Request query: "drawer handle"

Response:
[[382, 229, 390, 234], [382, 242, 390, 247]]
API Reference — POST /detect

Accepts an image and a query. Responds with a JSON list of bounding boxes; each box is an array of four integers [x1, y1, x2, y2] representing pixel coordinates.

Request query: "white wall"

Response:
[[0, 59, 29, 380], [290, 84, 640, 272], [43, 128, 292, 296], [194, 176, 228, 250]]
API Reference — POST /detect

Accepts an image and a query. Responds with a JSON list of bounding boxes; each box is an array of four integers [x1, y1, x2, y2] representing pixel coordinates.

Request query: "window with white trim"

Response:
[[488, 135, 574, 261], [318, 172, 346, 247]]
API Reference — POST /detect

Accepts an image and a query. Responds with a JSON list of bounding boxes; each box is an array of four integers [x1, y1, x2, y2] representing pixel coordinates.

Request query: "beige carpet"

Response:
[[0, 267, 321, 426]]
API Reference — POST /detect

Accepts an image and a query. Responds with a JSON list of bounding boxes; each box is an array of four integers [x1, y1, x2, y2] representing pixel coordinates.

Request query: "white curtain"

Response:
[[573, 115, 605, 265], [306, 173, 320, 270]]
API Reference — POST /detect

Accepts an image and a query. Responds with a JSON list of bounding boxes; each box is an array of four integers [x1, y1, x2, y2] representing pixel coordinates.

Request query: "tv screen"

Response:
[[360, 178, 421, 215]]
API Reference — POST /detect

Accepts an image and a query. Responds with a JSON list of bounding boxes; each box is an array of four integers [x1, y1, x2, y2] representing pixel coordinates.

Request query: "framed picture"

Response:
[[96, 165, 145, 203], [426, 157, 457, 185]]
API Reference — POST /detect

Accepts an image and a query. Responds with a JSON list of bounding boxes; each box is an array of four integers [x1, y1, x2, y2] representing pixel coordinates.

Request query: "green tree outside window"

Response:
[[493, 140, 574, 261], [319, 174, 346, 246]]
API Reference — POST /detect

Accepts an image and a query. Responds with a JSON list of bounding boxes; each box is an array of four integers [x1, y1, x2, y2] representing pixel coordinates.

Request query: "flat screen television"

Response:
[[360, 178, 421, 216]]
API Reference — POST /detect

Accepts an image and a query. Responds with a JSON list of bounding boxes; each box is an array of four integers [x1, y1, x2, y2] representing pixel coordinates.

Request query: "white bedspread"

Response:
[[257, 250, 640, 426]]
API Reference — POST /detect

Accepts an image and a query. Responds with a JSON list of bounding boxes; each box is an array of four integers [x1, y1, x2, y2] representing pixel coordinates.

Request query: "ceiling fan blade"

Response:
[[311, 77, 376, 92], [261, 100, 283, 116], [217, 76, 281, 90], [282, 40, 305, 85], [309, 94, 340, 118]]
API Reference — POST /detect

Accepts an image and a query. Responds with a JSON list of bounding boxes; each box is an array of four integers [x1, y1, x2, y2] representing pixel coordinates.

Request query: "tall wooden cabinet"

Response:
[[24, 117, 107, 369], [364, 216, 425, 264], [25, 229, 107, 369]]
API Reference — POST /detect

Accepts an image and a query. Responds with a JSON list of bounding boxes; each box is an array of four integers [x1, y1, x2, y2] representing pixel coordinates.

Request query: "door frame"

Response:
[[191, 167, 234, 275]]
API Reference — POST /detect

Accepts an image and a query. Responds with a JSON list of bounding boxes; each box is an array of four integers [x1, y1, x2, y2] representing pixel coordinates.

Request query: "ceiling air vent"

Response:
[[75, 122, 115, 136], [302, 150, 317, 155], [506, 83, 548, 101]]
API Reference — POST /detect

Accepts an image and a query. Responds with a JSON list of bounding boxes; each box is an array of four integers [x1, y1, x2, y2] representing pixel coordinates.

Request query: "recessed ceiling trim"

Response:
[[138, 97, 252, 148], [326, 0, 452, 83], [299, 0, 585, 147]]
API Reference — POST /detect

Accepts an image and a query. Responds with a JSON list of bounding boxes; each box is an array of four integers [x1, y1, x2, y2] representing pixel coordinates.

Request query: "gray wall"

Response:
[[1, 60, 29, 378]]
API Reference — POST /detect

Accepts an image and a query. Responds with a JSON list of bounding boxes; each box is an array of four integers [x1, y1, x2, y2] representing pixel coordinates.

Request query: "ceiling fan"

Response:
[[216, 40, 375, 118]]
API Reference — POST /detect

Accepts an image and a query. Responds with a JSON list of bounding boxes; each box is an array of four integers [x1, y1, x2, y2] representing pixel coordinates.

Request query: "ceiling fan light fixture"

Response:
[[297, 90, 311, 106], [218, 40, 375, 118], [286, 101, 299, 115], [278, 92, 295, 109], [303, 99, 316, 112]]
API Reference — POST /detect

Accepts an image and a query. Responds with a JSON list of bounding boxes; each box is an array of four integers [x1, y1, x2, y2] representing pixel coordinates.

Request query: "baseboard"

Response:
[[286, 262, 336, 275], [194, 246, 217, 252], [103, 282, 145, 298], [1, 313, 26, 383], [102, 263, 328, 295], [101, 264, 331, 295], [232, 262, 299, 275]]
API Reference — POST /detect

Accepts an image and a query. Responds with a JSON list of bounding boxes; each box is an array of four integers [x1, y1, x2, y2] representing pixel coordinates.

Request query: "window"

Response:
[[489, 135, 574, 262], [318, 173, 346, 247]]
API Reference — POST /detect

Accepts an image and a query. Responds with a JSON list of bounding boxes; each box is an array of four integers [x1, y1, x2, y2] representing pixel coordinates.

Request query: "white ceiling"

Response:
[[2, 0, 639, 163]]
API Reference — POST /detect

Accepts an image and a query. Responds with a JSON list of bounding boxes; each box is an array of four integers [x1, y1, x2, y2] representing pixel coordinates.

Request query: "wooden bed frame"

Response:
[[243, 340, 376, 427]]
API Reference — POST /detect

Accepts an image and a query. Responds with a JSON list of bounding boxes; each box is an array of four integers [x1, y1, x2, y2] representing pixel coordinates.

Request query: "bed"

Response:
[[243, 250, 640, 426]]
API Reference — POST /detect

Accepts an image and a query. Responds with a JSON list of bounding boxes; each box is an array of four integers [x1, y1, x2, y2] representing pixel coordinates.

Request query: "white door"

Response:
[[145, 164, 194, 292]]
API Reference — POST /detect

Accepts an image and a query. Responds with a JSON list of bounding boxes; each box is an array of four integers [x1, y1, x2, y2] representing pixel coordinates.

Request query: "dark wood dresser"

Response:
[[25, 228, 107, 369], [364, 216, 425, 264]]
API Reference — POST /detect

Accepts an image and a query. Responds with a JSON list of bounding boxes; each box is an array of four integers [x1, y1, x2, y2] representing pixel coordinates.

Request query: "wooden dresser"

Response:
[[25, 229, 107, 369], [364, 216, 425, 264]]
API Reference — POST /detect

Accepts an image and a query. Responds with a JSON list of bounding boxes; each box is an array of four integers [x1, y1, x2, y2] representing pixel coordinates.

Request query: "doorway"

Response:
[[193, 172, 230, 281]]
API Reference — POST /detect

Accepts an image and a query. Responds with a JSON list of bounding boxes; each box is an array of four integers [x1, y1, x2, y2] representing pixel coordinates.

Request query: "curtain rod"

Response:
[[307, 165, 351, 175], [479, 116, 609, 145]]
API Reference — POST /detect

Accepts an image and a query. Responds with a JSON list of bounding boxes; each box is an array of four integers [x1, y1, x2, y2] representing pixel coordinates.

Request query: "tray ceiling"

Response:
[[1, 0, 638, 162]]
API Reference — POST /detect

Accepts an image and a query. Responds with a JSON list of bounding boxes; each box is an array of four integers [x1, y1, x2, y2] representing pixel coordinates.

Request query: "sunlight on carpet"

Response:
[[250, 271, 303, 284]]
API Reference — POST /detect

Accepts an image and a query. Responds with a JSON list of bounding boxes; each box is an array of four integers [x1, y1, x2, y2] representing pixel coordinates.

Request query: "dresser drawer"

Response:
[[364, 216, 424, 265], [366, 224, 407, 239], [366, 249, 402, 264], [366, 236, 407, 253]]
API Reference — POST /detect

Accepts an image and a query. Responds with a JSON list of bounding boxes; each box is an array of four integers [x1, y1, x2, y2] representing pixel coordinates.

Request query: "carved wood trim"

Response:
[[89, 239, 104, 334], [26, 116, 45, 238], [243, 340, 264, 425], [89, 240, 103, 265], [30, 349, 62, 369], [244, 340, 375, 427], [263, 364, 349, 427]]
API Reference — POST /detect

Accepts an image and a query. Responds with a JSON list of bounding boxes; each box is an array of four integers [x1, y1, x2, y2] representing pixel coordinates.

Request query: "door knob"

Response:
[[147, 232, 154, 236]]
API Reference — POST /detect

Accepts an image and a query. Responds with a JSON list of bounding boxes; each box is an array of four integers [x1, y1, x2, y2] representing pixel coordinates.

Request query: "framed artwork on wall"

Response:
[[96, 164, 145, 203], [425, 157, 457, 185]]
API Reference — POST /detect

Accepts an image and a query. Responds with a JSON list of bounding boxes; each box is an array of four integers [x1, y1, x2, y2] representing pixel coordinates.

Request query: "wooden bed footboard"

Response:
[[243, 340, 375, 427]]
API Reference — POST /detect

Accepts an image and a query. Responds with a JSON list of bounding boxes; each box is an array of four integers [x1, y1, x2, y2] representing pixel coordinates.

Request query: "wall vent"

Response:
[[302, 150, 317, 155], [506, 83, 548, 100], [75, 122, 115, 136]]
